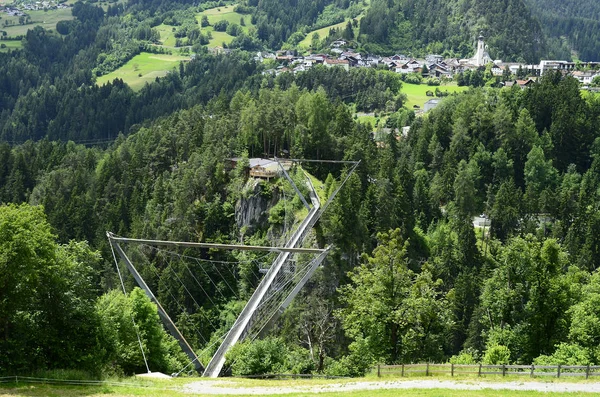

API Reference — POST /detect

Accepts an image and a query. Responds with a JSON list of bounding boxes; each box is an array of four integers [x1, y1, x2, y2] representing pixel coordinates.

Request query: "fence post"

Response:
[[502, 364, 506, 377], [530, 364, 534, 378], [586, 364, 590, 379], [557, 364, 561, 378], [377, 364, 380, 378], [401, 364, 405, 377], [478, 363, 482, 377], [426, 362, 429, 376], [451, 363, 454, 377]]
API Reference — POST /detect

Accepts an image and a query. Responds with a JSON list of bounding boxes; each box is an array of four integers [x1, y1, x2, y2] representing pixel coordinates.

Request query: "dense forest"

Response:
[[358, 0, 547, 62], [525, 0, 600, 61], [4, 67, 600, 376], [4, 0, 600, 381]]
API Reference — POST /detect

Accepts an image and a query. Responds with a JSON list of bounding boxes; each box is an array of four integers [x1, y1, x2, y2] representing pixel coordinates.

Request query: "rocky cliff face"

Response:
[[235, 179, 279, 237]]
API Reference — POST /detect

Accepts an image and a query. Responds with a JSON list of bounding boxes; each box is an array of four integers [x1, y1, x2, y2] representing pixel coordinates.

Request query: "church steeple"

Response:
[[474, 33, 490, 66]]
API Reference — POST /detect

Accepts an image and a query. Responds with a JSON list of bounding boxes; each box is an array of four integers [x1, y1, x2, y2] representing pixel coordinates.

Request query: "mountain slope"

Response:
[[524, 0, 600, 61], [358, 0, 546, 62]]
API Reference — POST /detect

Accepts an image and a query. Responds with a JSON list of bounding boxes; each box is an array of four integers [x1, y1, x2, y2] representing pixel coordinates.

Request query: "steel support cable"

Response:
[[145, 244, 256, 298], [146, 258, 210, 344], [190, 258, 235, 302], [162, 254, 220, 330], [142, 243, 273, 265], [139, 247, 212, 343], [151, 244, 235, 303], [109, 241, 151, 374], [144, 244, 270, 296]]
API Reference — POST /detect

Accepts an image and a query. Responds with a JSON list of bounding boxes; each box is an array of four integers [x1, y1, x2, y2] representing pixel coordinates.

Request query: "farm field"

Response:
[[402, 82, 469, 109], [1, 8, 73, 37], [96, 52, 189, 91], [0, 39, 22, 52]]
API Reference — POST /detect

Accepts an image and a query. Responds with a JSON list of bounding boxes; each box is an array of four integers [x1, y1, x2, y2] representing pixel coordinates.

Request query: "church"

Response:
[[460, 34, 492, 67]]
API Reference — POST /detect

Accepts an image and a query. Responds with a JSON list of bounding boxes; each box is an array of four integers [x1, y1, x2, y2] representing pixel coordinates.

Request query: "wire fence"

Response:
[[0, 375, 179, 390], [375, 363, 600, 379]]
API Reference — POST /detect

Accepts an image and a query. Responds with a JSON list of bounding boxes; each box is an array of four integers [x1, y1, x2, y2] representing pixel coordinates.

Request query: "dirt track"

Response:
[[183, 379, 600, 394]]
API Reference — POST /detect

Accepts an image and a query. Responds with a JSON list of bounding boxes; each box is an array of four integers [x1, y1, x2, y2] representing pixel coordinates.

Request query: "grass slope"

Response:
[[1, 8, 73, 37], [96, 52, 188, 91], [298, 15, 364, 50], [155, 23, 177, 47], [402, 82, 468, 109], [196, 5, 254, 47]]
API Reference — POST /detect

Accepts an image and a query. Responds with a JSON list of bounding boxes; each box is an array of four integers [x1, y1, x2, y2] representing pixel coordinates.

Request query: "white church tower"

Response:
[[474, 34, 491, 66]]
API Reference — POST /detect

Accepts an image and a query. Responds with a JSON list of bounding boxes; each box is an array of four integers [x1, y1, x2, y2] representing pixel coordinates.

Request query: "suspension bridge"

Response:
[[108, 159, 359, 377]]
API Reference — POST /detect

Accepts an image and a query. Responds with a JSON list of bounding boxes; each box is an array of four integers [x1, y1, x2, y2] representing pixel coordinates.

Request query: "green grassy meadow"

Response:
[[0, 39, 22, 52], [1, 377, 600, 397], [402, 82, 468, 109], [1, 8, 73, 37], [155, 6, 254, 49], [96, 52, 189, 91]]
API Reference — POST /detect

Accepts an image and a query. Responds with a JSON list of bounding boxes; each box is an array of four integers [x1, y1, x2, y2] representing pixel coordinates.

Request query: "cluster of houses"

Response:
[[1, 0, 69, 17], [256, 36, 496, 77], [255, 35, 600, 86]]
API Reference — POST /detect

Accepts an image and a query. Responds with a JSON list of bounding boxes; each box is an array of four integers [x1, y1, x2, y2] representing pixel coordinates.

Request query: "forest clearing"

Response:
[[95, 52, 189, 90]]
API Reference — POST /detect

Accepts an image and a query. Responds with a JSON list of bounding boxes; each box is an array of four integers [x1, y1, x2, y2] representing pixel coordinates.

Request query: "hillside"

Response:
[[358, 0, 546, 62], [524, 0, 600, 61]]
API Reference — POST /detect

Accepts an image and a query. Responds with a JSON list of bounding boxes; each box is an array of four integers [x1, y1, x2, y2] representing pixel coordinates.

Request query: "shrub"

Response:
[[213, 20, 229, 32], [226, 337, 288, 375], [404, 73, 422, 84], [482, 345, 511, 365], [449, 351, 477, 365], [533, 343, 593, 366]]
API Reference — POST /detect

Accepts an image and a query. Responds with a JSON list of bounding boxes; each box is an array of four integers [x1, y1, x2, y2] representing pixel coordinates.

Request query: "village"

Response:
[[255, 35, 600, 88], [1, 0, 68, 18]]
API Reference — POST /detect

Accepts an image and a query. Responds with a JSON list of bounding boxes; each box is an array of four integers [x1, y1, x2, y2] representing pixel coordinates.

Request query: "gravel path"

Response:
[[183, 379, 600, 394]]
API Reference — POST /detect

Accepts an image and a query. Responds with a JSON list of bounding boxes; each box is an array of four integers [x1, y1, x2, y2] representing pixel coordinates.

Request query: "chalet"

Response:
[[572, 70, 599, 86], [428, 63, 452, 78], [490, 63, 503, 76], [324, 58, 350, 71], [504, 79, 535, 89], [395, 59, 422, 74], [426, 54, 444, 65], [331, 39, 347, 48], [227, 158, 282, 180], [391, 54, 409, 61], [276, 55, 294, 62]]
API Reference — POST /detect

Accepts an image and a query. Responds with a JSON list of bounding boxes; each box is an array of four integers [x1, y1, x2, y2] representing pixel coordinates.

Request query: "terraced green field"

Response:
[[96, 52, 189, 91]]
